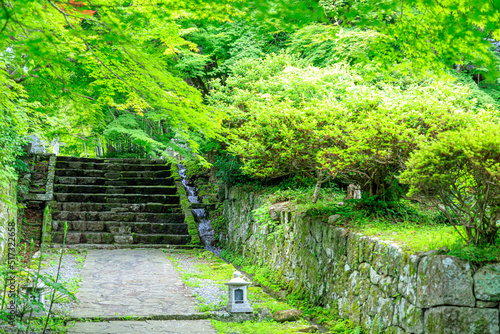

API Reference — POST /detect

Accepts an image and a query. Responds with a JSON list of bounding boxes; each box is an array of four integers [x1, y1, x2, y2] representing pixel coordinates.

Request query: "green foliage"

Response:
[[252, 205, 284, 241], [0, 245, 76, 333], [305, 202, 352, 218], [0, 124, 26, 185], [213, 153, 254, 187], [1, 0, 252, 162], [104, 114, 169, 158], [227, 100, 340, 188], [212, 52, 497, 204], [448, 238, 500, 263], [318, 79, 487, 200], [321, 0, 500, 80], [352, 215, 461, 253], [477, 80, 500, 110], [289, 24, 384, 69], [211, 319, 313, 334], [171, 20, 289, 89], [400, 122, 500, 245], [209, 52, 359, 108], [183, 159, 210, 181]]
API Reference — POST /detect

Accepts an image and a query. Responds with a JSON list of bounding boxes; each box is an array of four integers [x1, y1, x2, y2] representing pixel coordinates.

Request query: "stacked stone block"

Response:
[[51, 156, 190, 245], [223, 186, 500, 334]]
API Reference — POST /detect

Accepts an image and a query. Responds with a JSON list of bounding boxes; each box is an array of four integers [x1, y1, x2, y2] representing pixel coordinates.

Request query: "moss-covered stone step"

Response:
[[57, 156, 170, 165], [57, 202, 183, 213], [56, 161, 170, 171], [53, 220, 189, 234], [55, 169, 172, 178], [53, 211, 185, 223], [55, 176, 175, 186], [52, 231, 191, 244], [55, 157, 105, 163], [54, 184, 178, 195], [54, 193, 181, 204], [132, 234, 191, 245], [103, 178, 175, 186]]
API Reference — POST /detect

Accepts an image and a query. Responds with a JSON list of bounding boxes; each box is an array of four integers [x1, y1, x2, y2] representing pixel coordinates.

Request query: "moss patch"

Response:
[[170, 164, 201, 245]]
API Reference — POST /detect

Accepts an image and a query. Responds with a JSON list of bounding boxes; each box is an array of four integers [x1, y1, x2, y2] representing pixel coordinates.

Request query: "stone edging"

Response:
[[46, 244, 203, 250], [25, 155, 56, 201], [65, 313, 254, 322], [170, 163, 201, 245]]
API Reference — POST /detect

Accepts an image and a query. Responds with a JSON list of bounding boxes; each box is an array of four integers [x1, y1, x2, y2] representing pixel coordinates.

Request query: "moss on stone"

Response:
[[171, 163, 201, 245], [42, 202, 54, 243]]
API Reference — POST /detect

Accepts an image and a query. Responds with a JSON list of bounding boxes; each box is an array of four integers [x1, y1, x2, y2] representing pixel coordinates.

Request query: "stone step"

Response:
[[55, 176, 175, 186], [53, 211, 185, 223], [54, 193, 180, 204], [57, 156, 169, 165], [57, 202, 182, 213], [53, 221, 189, 234], [52, 232, 191, 245], [54, 169, 172, 178], [55, 161, 170, 171], [56, 157, 105, 163], [54, 184, 178, 195]]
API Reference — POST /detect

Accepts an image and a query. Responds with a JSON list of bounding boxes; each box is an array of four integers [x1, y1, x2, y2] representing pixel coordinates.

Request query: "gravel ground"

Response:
[[166, 251, 231, 316], [0, 249, 86, 333], [37, 249, 86, 316]]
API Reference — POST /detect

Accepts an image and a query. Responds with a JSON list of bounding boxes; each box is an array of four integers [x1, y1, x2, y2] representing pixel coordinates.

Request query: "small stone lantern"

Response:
[[225, 271, 253, 313], [22, 281, 47, 305]]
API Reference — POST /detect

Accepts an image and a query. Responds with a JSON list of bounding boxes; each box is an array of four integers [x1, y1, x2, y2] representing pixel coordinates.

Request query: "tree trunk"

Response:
[[81, 129, 88, 158], [312, 170, 324, 204], [99, 137, 104, 157]]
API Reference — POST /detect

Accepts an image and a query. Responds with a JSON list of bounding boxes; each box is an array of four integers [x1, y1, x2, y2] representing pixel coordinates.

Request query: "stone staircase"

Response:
[[51, 156, 190, 245]]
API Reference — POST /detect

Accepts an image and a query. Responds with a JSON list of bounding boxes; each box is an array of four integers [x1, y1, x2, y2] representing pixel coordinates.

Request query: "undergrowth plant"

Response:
[[0, 222, 75, 333]]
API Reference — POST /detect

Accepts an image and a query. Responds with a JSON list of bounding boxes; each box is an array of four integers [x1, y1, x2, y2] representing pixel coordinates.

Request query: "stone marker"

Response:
[[29, 135, 46, 154]]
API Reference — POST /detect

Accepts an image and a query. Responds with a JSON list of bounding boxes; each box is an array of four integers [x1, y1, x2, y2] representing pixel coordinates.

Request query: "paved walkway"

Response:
[[68, 249, 217, 333]]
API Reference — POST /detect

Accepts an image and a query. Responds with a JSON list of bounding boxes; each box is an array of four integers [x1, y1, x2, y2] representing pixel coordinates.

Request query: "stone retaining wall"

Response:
[[0, 178, 17, 259], [222, 186, 500, 334]]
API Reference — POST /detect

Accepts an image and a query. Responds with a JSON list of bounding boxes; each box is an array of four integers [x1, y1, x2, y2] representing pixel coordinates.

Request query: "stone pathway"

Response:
[[68, 249, 217, 333]]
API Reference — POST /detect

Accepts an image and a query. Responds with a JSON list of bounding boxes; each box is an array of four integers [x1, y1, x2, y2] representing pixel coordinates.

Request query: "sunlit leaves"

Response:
[[400, 122, 500, 245], [321, 0, 500, 80]]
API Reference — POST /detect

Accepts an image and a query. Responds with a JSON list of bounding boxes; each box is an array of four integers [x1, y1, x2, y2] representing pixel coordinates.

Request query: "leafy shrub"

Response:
[[448, 238, 500, 263], [213, 153, 254, 187], [401, 122, 500, 245], [318, 80, 482, 201], [228, 100, 344, 202], [211, 52, 499, 207]]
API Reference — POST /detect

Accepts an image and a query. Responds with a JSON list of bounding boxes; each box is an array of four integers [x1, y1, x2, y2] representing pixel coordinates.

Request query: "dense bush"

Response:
[[227, 100, 343, 202], [318, 80, 482, 200], [400, 122, 500, 245], [211, 53, 498, 206]]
